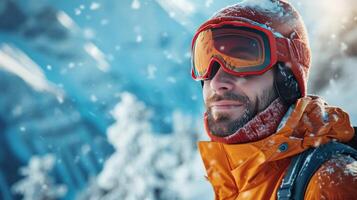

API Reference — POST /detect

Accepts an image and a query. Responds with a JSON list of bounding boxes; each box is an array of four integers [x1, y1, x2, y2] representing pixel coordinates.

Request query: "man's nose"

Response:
[[209, 67, 235, 95]]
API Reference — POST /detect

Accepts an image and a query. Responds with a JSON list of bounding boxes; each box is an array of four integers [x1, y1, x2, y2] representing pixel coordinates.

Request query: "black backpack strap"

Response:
[[277, 149, 313, 200], [277, 141, 357, 200]]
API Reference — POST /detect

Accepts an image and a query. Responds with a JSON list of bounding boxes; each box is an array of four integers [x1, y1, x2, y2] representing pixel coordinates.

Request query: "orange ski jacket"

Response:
[[199, 97, 357, 199]]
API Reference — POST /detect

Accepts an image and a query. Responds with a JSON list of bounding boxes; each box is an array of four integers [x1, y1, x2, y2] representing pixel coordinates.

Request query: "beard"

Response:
[[206, 87, 277, 137]]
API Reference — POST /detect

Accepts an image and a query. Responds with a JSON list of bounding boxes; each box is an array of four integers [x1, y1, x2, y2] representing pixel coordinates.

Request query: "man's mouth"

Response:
[[210, 100, 243, 110]]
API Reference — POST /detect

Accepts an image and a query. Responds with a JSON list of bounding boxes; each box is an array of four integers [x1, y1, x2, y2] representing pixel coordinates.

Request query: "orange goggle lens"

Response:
[[192, 26, 272, 79]]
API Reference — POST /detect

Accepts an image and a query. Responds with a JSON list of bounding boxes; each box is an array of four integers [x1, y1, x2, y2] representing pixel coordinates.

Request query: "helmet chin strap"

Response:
[[274, 62, 301, 106]]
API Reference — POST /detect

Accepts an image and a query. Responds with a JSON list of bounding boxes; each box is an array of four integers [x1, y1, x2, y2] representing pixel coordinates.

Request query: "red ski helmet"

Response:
[[193, 0, 311, 97]]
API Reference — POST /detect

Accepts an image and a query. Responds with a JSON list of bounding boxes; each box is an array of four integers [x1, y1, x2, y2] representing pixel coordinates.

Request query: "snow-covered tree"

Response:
[[12, 154, 67, 200], [77, 92, 210, 200]]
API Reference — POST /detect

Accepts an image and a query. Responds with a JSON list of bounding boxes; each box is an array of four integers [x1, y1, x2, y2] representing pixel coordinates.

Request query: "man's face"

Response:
[[203, 66, 277, 137]]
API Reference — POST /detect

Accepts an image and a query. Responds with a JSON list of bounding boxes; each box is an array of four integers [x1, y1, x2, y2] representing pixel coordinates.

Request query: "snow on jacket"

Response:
[[198, 96, 357, 199]]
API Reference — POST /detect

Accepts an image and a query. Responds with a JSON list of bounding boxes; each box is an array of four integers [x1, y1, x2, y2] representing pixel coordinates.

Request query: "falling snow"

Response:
[[1, 0, 357, 199], [90, 2, 101, 10], [131, 0, 141, 10]]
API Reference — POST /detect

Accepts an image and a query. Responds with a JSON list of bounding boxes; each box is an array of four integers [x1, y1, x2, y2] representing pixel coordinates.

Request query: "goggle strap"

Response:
[[292, 39, 311, 67], [276, 38, 291, 63], [276, 37, 310, 67]]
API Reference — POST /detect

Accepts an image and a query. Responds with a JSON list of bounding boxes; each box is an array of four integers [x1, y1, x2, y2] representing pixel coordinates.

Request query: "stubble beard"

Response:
[[206, 88, 277, 137]]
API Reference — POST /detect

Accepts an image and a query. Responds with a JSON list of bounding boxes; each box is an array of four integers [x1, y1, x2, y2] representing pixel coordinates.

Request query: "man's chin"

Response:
[[207, 119, 238, 137], [207, 111, 253, 137]]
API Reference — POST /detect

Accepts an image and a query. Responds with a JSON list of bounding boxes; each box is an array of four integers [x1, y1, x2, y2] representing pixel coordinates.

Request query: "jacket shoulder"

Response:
[[305, 155, 357, 199]]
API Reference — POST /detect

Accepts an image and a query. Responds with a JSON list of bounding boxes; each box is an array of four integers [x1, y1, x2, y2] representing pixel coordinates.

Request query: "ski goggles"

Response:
[[191, 20, 307, 80]]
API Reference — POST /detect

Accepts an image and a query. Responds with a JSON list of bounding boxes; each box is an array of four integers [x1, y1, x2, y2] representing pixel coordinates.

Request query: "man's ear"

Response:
[[274, 62, 301, 106]]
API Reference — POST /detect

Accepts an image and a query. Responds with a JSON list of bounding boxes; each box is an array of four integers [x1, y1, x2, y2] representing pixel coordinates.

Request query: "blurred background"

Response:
[[0, 0, 356, 199]]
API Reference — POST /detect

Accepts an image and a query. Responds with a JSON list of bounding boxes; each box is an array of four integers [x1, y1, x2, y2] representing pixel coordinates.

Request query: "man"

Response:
[[191, 0, 357, 199]]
